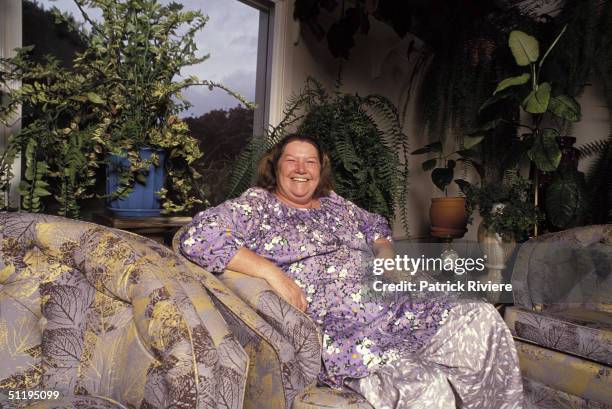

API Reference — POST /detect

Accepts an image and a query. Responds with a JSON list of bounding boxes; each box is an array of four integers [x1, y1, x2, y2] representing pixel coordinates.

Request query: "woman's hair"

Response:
[[255, 133, 333, 197]]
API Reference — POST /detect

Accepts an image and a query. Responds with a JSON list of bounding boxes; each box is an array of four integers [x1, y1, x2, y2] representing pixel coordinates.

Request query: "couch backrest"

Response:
[[0, 212, 248, 409]]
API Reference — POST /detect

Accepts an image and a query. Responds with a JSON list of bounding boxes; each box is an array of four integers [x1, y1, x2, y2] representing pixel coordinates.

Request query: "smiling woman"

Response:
[[255, 134, 333, 209], [179, 134, 526, 409]]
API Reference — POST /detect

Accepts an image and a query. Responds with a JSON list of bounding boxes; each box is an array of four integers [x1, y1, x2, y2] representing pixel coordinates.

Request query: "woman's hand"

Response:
[[266, 270, 308, 312]]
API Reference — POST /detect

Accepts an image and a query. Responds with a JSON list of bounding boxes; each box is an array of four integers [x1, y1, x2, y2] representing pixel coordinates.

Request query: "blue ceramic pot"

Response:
[[106, 147, 167, 217]]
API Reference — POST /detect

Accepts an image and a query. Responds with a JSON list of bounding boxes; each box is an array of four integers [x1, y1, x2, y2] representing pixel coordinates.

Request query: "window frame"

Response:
[[0, 0, 22, 209], [238, 0, 275, 136]]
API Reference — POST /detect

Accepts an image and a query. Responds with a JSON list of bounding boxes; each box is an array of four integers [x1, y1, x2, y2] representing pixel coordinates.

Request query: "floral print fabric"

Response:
[[180, 187, 451, 387]]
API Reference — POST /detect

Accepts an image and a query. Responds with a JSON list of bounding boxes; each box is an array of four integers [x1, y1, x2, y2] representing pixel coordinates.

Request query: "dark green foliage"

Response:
[[0, 48, 103, 218], [579, 133, 612, 223], [550, 0, 612, 224], [545, 166, 588, 229], [0, 0, 249, 217], [226, 77, 410, 232], [460, 172, 541, 242]]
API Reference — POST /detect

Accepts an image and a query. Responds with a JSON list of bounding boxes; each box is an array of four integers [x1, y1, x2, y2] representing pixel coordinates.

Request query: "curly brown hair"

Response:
[[255, 134, 334, 198]]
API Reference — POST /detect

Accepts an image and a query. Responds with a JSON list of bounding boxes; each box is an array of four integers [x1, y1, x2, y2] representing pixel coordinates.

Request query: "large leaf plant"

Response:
[[473, 27, 588, 230], [0, 0, 250, 217]]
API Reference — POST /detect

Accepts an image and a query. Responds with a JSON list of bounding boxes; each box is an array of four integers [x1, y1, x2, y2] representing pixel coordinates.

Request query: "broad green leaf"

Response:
[[548, 95, 581, 122], [422, 158, 437, 171], [522, 82, 551, 114], [431, 167, 454, 192], [86, 92, 105, 105], [509, 30, 539, 66], [33, 187, 52, 197], [528, 129, 561, 171], [493, 73, 531, 95], [462, 135, 484, 149]]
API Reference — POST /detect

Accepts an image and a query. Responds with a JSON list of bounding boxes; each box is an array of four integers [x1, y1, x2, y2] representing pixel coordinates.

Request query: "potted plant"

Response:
[[0, 47, 103, 217], [74, 0, 251, 217], [474, 26, 587, 231], [458, 172, 541, 294], [0, 0, 250, 218], [411, 135, 484, 239]]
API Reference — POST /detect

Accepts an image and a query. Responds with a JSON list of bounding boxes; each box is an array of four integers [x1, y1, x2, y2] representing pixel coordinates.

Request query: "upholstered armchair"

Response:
[[0, 212, 249, 409], [504, 225, 612, 408], [172, 226, 375, 409]]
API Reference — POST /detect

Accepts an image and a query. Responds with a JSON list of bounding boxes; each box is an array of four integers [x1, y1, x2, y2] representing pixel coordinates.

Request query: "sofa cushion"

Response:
[[511, 225, 612, 312], [1, 213, 250, 409], [0, 394, 128, 409], [0, 232, 44, 391], [292, 385, 374, 409], [505, 306, 612, 366], [523, 377, 611, 409], [514, 339, 612, 406]]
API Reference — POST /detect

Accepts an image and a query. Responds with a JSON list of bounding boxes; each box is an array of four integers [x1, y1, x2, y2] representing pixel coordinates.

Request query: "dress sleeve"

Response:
[[356, 206, 393, 245], [179, 189, 262, 273]]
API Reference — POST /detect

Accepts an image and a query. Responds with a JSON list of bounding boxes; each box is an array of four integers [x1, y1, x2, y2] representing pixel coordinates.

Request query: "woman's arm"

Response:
[[373, 238, 395, 259], [227, 247, 308, 312], [373, 238, 402, 281]]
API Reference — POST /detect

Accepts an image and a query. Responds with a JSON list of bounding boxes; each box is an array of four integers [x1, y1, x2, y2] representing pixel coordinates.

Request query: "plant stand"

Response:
[[92, 212, 192, 246]]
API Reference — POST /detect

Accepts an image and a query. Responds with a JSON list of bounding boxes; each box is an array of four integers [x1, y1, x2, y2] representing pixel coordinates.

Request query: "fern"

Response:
[[578, 138, 610, 159], [227, 76, 411, 234]]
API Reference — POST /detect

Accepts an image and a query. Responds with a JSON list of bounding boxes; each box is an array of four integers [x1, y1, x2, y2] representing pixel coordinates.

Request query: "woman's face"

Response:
[[275, 140, 321, 207]]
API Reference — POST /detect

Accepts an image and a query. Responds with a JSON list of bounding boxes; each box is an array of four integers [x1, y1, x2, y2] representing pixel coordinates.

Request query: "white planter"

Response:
[[477, 203, 516, 302]]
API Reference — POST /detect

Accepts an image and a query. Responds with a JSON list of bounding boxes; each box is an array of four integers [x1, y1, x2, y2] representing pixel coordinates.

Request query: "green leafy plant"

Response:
[[410, 135, 484, 194], [458, 172, 541, 241], [0, 48, 103, 217], [477, 26, 582, 172], [474, 27, 593, 230], [226, 77, 410, 232], [0, 0, 250, 217]]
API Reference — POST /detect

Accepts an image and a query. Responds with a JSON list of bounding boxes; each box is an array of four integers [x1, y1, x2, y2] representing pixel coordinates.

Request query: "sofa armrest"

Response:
[[511, 224, 612, 311]]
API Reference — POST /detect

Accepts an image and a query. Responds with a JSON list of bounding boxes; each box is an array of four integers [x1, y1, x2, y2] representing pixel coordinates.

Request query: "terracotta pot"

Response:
[[429, 197, 467, 239]]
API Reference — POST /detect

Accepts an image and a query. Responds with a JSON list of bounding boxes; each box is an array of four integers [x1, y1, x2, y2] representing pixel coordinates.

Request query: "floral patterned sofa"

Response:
[[172, 226, 374, 409], [505, 225, 612, 409], [0, 212, 307, 409]]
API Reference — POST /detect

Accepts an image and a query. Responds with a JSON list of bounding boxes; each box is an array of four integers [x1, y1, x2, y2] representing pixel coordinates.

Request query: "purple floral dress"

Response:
[[179, 187, 451, 387]]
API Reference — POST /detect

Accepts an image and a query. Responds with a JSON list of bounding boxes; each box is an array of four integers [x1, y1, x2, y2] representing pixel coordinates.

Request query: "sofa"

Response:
[[0, 212, 319, 409], [504, 225, 612, 409], [171, 226, 374, 409]]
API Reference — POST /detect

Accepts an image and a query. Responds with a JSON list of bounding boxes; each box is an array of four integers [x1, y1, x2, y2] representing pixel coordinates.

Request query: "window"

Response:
[[15, 0, 276, 208]]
